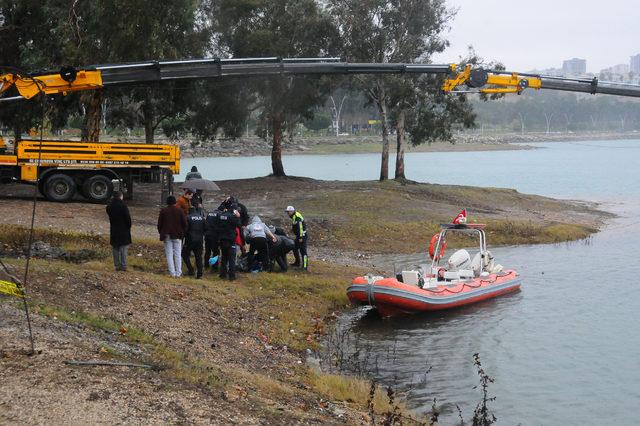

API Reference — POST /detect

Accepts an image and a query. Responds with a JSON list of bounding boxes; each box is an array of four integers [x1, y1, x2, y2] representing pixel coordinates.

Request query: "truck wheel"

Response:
[[82, 175, 113, 203], [44, 173, 77, 202]]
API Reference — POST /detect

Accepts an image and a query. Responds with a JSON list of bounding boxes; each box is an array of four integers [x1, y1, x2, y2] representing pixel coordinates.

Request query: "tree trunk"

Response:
[[80, 91, 104, 142], [271, 115, 286, 177], [142, 95, 155, 144], [378, 102, 390, 181], [394, 109, 406, 180], [13, 121, 22, 143]]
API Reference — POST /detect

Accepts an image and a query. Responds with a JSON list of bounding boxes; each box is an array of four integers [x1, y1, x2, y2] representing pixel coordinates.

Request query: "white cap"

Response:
[[285, 205, 295, 212]]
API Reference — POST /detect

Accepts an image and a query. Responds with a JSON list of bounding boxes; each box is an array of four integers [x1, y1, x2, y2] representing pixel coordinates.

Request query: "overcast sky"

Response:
[[432, 0, 639, 72]]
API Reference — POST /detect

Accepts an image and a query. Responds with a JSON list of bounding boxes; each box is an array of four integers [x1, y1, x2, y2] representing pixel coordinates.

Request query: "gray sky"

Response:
[[432, 0, 639, 72]]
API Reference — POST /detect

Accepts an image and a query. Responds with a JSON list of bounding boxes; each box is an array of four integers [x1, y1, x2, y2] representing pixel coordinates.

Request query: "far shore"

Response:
[[177, 131, 639, 158]]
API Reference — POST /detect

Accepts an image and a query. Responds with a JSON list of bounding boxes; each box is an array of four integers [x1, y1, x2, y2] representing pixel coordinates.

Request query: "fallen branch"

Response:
[[64, 360, 159, 369]]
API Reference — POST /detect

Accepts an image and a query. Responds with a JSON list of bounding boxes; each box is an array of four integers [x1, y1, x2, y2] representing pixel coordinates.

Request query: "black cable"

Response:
[[7, 67, 49, 354]]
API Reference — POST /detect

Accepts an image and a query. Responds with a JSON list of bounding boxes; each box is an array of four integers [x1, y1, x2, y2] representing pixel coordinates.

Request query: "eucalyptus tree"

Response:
[[210, 0, 339, 176], [330, 0, 454, 180], [0, 0, 62, 140], [47, 0, 208, 142]]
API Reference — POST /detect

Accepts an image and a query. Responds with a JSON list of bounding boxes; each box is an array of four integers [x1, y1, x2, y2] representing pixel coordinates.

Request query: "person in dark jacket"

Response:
[[185, 166, 202, 181], [219, 196, 249, 227], [269, 232, 295, 272], [106, 191, 131, 271], [216, 203, 241, 280], [204, 206, 222, 272], [182, 199, 206, 278], [157, 195, 188, 277]]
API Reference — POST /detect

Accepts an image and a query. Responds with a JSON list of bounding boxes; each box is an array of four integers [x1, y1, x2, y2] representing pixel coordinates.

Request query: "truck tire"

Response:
[[82, 175, 113, 203], [44, 173, 76, 202]]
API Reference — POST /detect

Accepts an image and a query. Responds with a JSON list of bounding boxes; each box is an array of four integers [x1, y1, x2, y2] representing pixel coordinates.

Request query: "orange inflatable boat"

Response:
[[348, 219, 521, 317]]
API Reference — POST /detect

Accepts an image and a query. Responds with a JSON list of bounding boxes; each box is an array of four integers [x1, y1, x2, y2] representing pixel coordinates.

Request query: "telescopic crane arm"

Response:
[[3, 57, 640, 101]]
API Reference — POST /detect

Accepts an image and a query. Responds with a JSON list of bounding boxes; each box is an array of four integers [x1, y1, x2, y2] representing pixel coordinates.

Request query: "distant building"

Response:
[[562, 58, 587, 75], [599, 64, 631, 82], [631, 54, 640, 74]]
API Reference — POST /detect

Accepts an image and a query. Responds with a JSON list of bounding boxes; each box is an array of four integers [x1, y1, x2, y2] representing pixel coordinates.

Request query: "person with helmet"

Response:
[[182, 199, 206, 278], [285, 205, 308, 270]]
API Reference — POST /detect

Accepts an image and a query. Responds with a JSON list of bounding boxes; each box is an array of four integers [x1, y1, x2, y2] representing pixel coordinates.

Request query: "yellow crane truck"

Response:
[[0, 136, 179, 202]]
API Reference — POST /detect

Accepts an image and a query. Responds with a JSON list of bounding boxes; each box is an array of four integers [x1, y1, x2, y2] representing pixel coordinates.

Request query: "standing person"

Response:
[[286, 206, 308, 270], [158, 195, 188, 277], [182, 199, 206, 278], [185, 165, 202, 181], [176, 189, 194, 215], [204, 206, 222, 273], [216, 203, 241, 280], [105, 191, 131, 271], [218, 196, 249, 227], [246, 216, 277, 272]]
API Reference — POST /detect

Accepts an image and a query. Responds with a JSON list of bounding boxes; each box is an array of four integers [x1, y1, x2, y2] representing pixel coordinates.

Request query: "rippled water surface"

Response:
[[185, 140, 640, 424]]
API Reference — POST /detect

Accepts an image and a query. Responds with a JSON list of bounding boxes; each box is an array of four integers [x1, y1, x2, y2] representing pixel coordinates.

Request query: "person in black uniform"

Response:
[[219, 196, 249, 227], [182, 199, 206, 278], [204, 206, 222, 272], [216, 202, 241, 280]]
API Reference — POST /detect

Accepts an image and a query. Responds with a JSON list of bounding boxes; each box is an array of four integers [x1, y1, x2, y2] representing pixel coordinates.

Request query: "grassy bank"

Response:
[[2, 224, 409, 423], [292, 180, 600, 254]]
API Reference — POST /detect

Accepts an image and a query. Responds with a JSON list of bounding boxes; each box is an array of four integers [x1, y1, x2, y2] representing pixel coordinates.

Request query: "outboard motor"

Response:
[[447, 249, 470, 270]]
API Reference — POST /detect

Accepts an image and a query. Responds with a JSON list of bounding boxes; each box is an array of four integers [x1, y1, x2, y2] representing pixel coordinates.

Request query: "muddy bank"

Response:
[[0, 176, 608, 267]]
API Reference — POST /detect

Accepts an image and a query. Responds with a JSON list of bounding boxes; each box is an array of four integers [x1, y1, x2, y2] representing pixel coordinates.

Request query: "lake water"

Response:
[[184, 140, 640, 424]]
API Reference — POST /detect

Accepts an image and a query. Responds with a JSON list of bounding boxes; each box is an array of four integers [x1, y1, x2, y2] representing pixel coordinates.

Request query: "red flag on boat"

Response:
[[452, 209, 467, 225]]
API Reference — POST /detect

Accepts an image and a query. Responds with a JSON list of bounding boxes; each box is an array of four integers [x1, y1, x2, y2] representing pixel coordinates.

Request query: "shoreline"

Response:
[[175, 131, 639, 158]]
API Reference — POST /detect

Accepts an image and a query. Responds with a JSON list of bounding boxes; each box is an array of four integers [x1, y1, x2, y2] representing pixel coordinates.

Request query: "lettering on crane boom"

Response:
[[25, 159, 175, 165]]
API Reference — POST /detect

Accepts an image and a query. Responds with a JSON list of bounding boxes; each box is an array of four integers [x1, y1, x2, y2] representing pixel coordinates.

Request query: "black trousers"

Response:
[[270, 249, 288, 272], [293, 236, 308, 269], [204, 236, 219, 270], [182, 240, 203, 277], [219, 239, 236, 278], [247, 237, 269, 271]]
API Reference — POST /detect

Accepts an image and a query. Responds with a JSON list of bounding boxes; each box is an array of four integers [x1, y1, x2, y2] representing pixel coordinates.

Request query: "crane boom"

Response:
[[3, 57, 640, 101]]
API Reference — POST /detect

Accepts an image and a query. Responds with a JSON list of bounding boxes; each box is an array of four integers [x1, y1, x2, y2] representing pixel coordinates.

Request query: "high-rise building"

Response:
[[562, 58, 587, 75], [631, 54, 640, 74]]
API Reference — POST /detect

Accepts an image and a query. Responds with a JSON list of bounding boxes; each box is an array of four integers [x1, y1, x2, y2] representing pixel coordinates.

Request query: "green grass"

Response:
[[295, 185, 598, 254]]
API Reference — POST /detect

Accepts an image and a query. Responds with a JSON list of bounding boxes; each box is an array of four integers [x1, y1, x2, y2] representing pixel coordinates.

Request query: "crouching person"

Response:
[[269, 231, 295, 272], [246, 216, 277, 272]]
